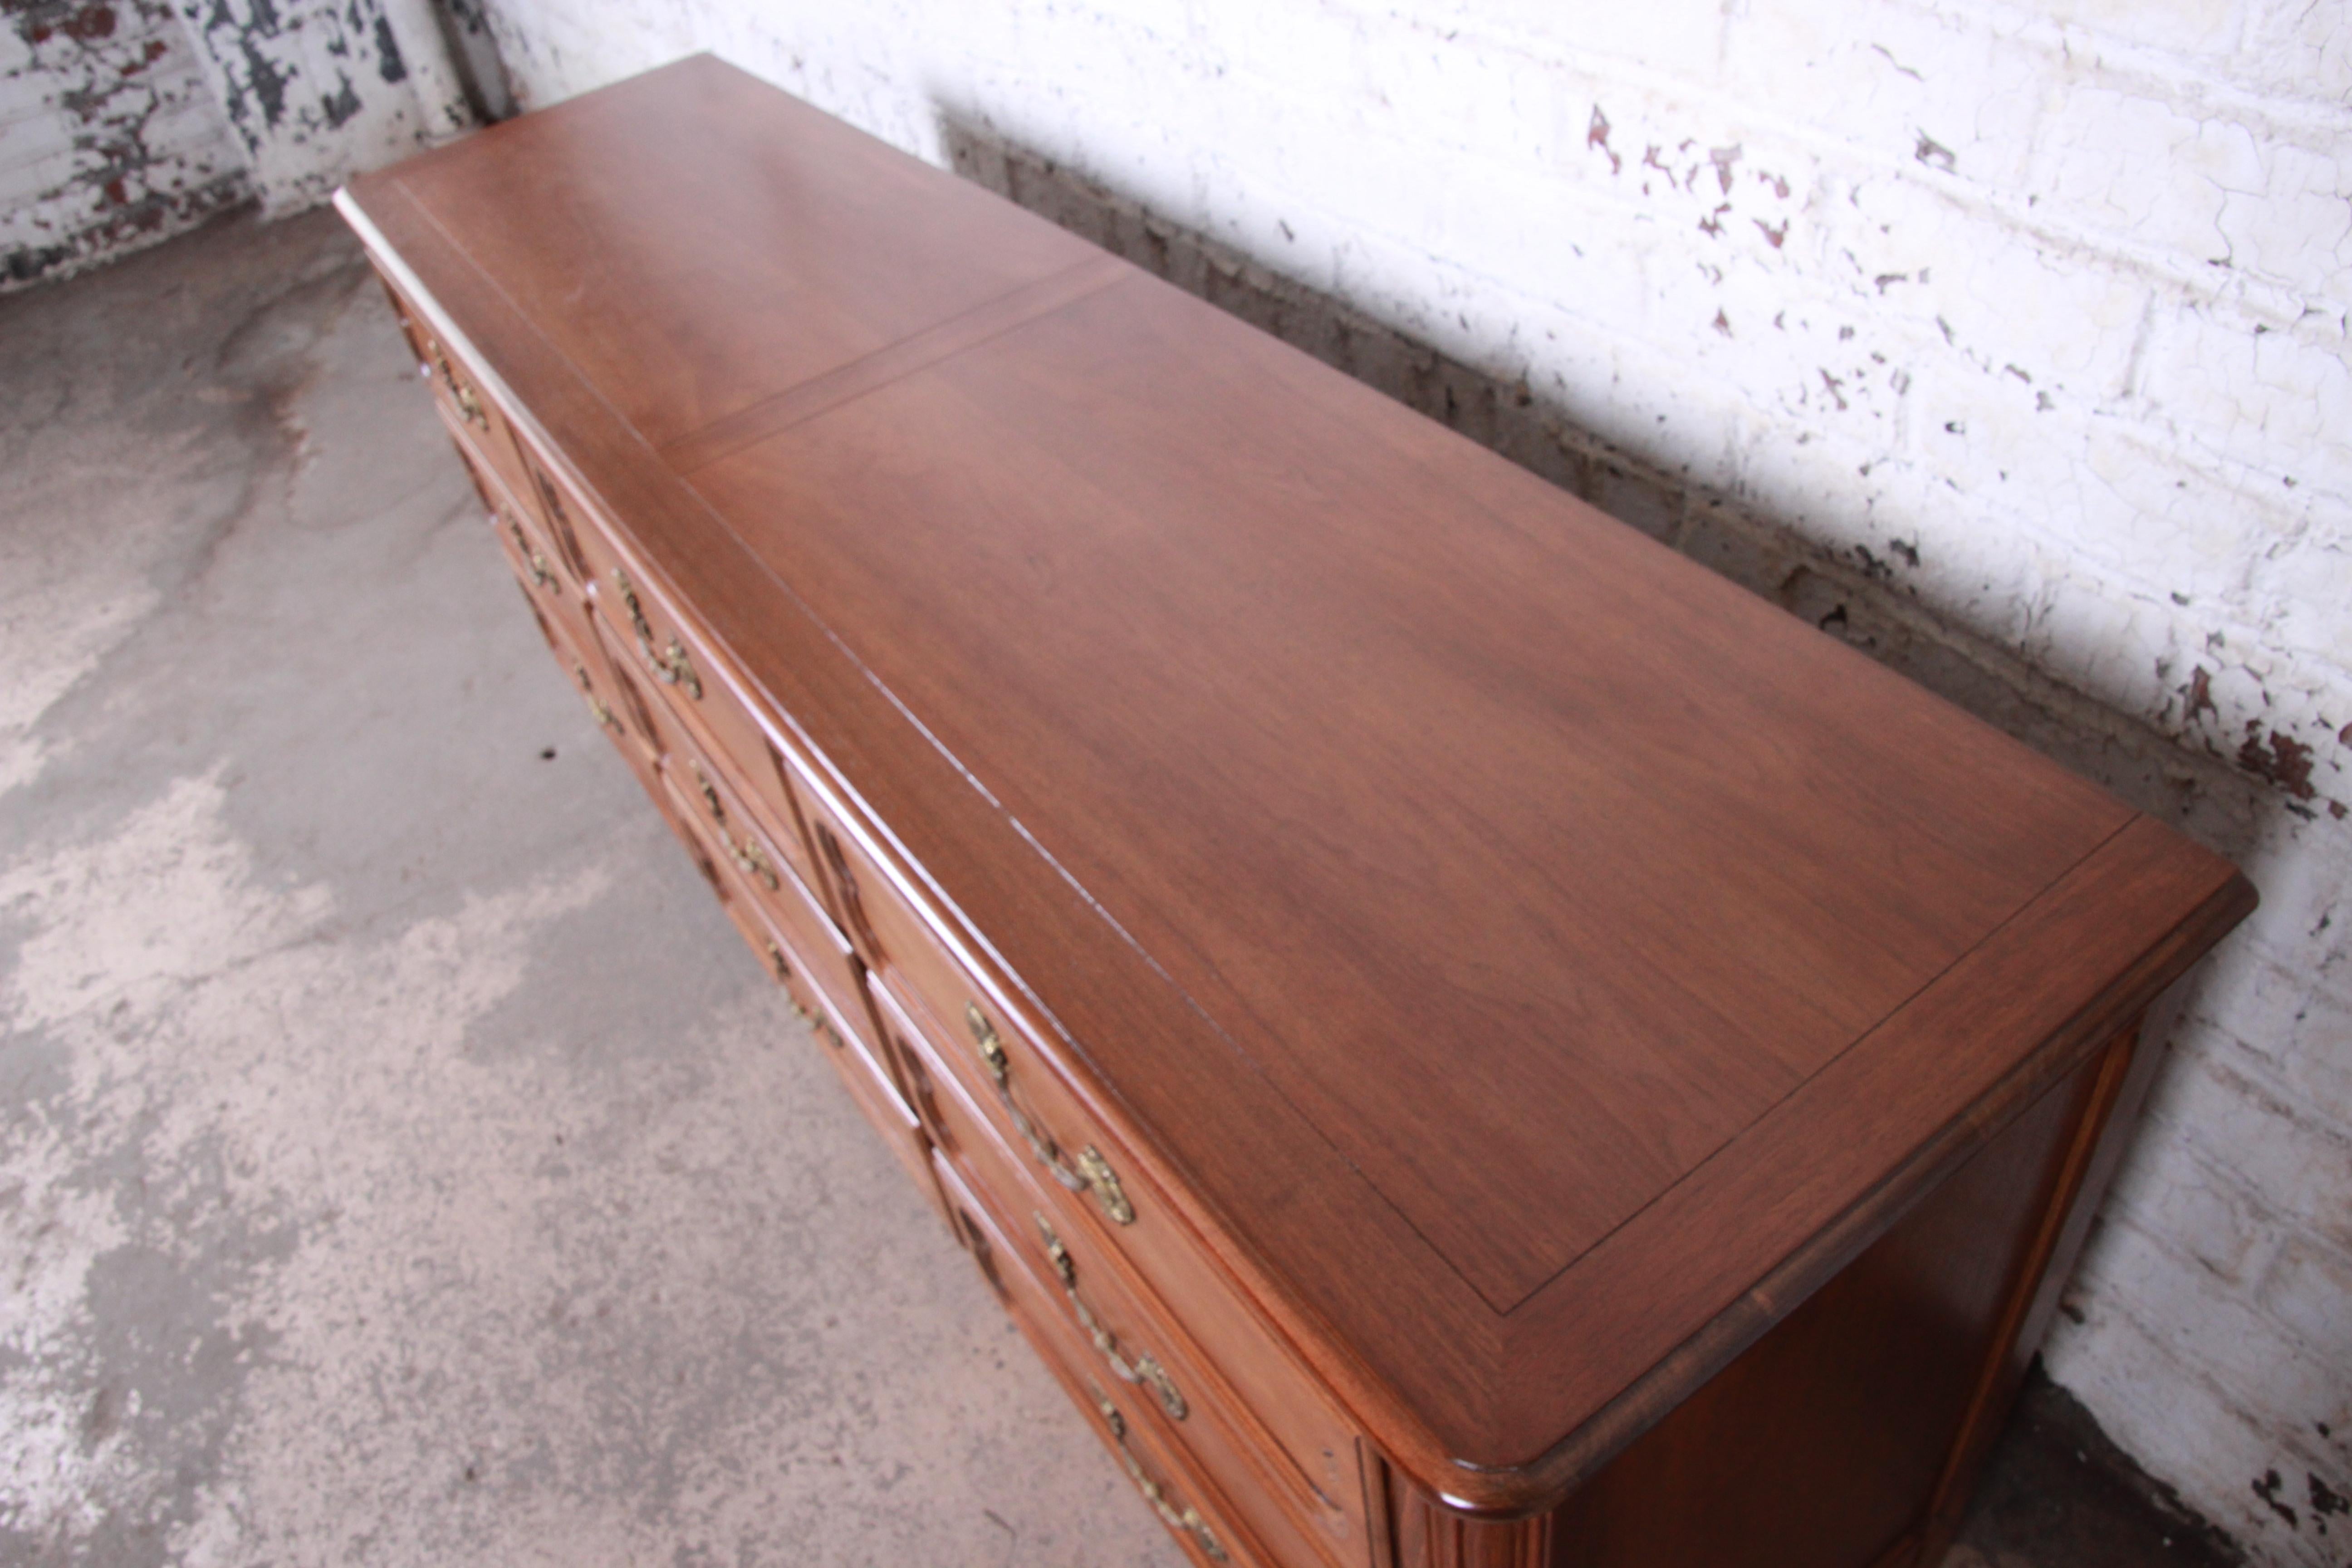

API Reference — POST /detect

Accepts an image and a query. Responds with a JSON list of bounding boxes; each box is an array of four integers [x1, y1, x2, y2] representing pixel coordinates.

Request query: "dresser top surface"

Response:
[[343, 56, 2250, 1497]]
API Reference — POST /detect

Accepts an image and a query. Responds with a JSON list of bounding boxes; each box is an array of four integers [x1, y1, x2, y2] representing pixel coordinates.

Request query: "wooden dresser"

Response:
[[337, 56, 2255, 1568]]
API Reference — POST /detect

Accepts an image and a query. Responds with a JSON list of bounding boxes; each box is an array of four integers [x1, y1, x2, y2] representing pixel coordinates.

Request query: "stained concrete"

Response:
[[0, 206, 2241, 1567]]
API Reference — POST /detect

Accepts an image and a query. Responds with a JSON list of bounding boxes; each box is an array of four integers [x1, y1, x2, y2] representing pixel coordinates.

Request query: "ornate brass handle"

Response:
[[763, 940, 840, 1046], [425, 338, 486, 427], [690, 762, 780, 891], [570, 663, 618, 732], [1088, 1381, 1227, 1561], [608, 568, 703, 699], [1039, 1215, 1186, 1421], [965, 1003, 1134, 1225], [508, 517, 556, 590]]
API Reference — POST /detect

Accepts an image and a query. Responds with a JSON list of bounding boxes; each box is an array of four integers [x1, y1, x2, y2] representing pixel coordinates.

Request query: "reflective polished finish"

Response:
[[339, 55, 2255, 1568]]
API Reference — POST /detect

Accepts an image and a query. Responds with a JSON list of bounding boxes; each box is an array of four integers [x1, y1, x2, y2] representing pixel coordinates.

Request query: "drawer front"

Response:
[[875, 977, 1363, 1568], [441, 404, 609, 686], [791, 760, 1366, 1546], [386, 283, 537, 511], [627, 690, 866, 1046], [545, 475, 826, 907], [748, 822, 871, 1057], [671, 745, 841, 1008], [579, 600, 823, 921], [589, 608, 689, 774], [441, 415, 509, 522], [789, 968, 936, 1225], [508, 437, 598, 593], [480, 453, 587, 623], [932, 1150, 1259, 1568], [510, 578, 635, 758], [488, 481, 569, 605]]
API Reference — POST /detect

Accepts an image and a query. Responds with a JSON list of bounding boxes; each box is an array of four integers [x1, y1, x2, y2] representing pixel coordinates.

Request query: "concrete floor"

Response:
[[0, 206, 2240, 1568]]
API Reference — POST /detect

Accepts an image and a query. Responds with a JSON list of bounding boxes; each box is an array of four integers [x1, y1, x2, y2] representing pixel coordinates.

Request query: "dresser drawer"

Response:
[[932, 1150, 1260, 1568], [795, 756, 1368, 1530], [670, 747, 834, 990], [634, 711, 861, 1035], [588, 609, 687, 774], [508, 438, 598, 593], [545, 481, 828, 903], [789, 740, 1372, 1531], [386, 286, 537, 510], [574, 589, 817, 898], [876, 978, 1366, 1568], [481, 459, 582, 619], [787, 964, 936, 1227], [510, 577, 635, 757]]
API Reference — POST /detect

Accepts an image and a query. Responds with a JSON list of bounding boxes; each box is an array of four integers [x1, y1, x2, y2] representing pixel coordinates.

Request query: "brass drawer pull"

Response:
[[762, 940, 838, 1045], [1089, 1381, 1227, 1562], [691, 761, 780, 891], [734, 836, 780, 891], [508, 517, 556, 591], [609, 568, 703, 699], [425, 337, 487, 428], [570, 663, 619, 732], [1040, 1215, 1186, 1421], [966, 1003, 1135, 1225]]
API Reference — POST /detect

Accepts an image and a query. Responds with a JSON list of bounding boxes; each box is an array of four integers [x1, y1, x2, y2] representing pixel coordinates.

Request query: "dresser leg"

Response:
[[1387, 1479, 1553, 1568], [1911, 992, 2173, 1563]]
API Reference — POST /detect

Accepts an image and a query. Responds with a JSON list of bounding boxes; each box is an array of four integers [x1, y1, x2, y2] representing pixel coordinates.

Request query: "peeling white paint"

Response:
[[4, 0, 478, 287], [0, 0, 251, 290], [172, 0, 475, 216]]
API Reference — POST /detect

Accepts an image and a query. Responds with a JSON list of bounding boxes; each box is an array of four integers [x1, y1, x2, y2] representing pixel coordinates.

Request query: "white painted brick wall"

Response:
[[1, 0, 250, 289], [171, 0, 475, 216], [470, 2, 2350, 1558], [4, 0, 480, 287]]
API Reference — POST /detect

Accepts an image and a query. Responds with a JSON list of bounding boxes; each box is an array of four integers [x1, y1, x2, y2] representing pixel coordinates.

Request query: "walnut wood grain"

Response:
[[336, 52, 2256, 1537]]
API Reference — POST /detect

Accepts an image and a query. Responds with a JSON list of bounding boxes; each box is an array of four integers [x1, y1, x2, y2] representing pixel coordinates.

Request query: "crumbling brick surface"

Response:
[[170, 0, 475, 216], [1, 0, 250, 289]]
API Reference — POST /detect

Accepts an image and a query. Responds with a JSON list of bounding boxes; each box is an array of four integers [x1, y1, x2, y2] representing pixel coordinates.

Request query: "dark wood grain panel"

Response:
[[1543, 1032, 2116, 1568], [661, 251, 1131, 475], [1469, 818, 2251, 1481], [685, 270, 2133, 1309], [383, 54, 1098, 451]]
